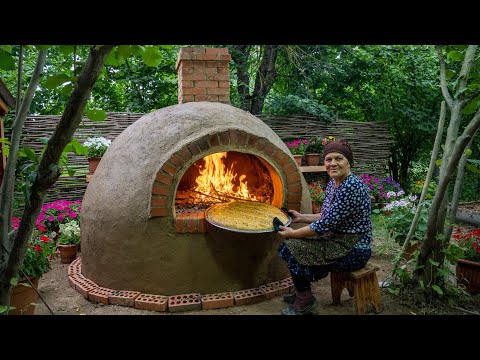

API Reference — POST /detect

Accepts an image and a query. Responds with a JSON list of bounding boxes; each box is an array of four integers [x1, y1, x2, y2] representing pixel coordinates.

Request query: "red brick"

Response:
[[88, 287, 115, 304], [135, 294, 168, 312], [288, 193, 302, 204], [196, 80, 218, 88], [218, 131, 230, 146], [288, 183, 302, 194], [71, 274, 98, 298], [174, 147, 192, 162], [109, 290, 141, 307], [182, 73, 207, 81], [201, 292, 234, 310], [182, 80, 194, 88], [195, 94, 220, 102], [207, 87, 229, 95], [187, 212, 197, 233], [183, 87, 206, 95], [152, 185, 169, 195], [254, 138, 268, 152], [155, 172, 173, 186], [205, 48, 229, 55], [235, 130, 249, 146], [207, 74, 229, 82], [218, 95, 230, 103], [188, 143, 201, 156], [208, 133, 220, 147], [220, 54, 231, 61], [196, 53, 221, 61], [181, 95, 195, 103], [206, 60, 230, 68], [176, 213, 187, 233], [283, 162, 297, 175], [217, 80, 230, 88], [151, 195, 167, 207], [233, 288, 266, 306], [68, 276, 76, 289], [150, 207, 168, 217], [286, 172, 301, 185], [197, 137, 211, 152], [169, 154, 184, 168], [204, 67, 218, 74], [168, 293, 202, 313], [260, 281, 291, 300], [217, 67, 230, 75]]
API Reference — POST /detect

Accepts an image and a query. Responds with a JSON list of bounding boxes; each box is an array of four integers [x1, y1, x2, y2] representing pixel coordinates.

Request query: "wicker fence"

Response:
[[9, 112, 392, 205]]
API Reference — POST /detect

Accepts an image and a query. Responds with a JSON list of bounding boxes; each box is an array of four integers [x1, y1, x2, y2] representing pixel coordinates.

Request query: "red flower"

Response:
[[33, 245, 43, 253]]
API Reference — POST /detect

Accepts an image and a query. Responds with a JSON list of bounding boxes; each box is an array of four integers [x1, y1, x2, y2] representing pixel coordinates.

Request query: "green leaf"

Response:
[[20, 146, 38, 163], [0, 49, 16, 70], [86, 109, 107, 122], [38, 137, 49, 145], [447, 50, 463, 62], [0, 45, 13, 53], [142, 46, 163, 67], [104, 48, 126, 66], [117, 45, 132, 59], [446, 70, 454, 80], [66, 166, 76, 177], [35, 45, 50, 51], [463, 95, 480, 115], [419, 280, 424, 289], [0, 306, 11, 314], [60, 83, 74, 95], [436, 159, 442, 166], [431, 284, 444, 295], [428, 258, 440, 267], [70, 138, 87, 156], [464, 149, 472, 156], [58, 45, 74, 56], [45, 73, 71, 89], [467, 159, 480, 165]]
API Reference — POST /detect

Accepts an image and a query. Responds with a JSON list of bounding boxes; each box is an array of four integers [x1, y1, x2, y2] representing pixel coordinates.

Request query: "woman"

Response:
[[277, 139, 372, 315]]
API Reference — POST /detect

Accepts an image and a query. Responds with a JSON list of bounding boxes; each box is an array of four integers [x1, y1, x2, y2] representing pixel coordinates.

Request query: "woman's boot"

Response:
[[281, 288, 317, 315]]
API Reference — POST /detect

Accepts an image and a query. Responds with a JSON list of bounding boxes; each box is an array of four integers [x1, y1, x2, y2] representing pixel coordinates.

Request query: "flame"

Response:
[[193, 152, 256, 202]]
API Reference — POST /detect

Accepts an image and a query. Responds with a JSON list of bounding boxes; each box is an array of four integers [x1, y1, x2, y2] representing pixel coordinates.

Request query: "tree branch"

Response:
[[435, 46, 454, 109]]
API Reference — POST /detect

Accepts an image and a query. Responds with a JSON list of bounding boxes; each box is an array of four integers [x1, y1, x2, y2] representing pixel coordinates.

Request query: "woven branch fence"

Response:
[[9, 112, 392, 206]]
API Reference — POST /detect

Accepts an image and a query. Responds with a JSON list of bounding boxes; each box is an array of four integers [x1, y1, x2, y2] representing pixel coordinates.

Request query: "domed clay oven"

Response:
[[80, 102, 312, 295]]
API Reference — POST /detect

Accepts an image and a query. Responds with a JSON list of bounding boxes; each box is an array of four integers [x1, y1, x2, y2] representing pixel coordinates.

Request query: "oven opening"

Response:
[[175, 151, 283, 214]]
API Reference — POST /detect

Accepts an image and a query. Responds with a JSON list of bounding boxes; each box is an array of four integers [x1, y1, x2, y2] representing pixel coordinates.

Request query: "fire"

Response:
[[193, 152, 257, 202]]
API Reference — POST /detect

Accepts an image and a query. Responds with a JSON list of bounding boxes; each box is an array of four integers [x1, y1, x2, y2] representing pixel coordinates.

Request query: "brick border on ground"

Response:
[[68, 257, 294, 313]]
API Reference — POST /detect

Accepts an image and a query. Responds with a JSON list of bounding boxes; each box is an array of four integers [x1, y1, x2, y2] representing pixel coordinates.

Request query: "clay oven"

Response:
[[80, 47, 311, 296]]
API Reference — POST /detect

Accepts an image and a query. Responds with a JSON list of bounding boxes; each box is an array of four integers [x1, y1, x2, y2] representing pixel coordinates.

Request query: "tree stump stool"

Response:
[[330, 262, 383, 315]]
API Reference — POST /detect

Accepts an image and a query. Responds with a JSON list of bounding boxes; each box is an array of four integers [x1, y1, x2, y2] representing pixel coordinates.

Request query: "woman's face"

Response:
[[324, 152, 351, 182]]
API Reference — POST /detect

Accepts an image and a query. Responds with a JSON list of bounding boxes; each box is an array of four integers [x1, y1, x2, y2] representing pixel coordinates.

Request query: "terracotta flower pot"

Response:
[[58, 244, 78, 264], [88, 157, 102, 175], [9, 277, 40, 315], [305, 153, 321, 166], [456, 259, 480, 294], [293, 155, 303, 166]]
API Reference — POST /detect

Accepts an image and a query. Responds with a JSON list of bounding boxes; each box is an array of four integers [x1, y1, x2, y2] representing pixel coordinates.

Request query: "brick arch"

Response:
[[149, 130, 302, 226]]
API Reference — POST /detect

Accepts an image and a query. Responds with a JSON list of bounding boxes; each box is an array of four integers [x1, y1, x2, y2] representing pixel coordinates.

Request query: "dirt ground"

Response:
[[30, 202, 480, 316], [31, 252, 477, 316]]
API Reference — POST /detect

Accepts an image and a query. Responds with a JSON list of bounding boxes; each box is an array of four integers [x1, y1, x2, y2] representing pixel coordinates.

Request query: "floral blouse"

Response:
[[309, 173, 372, 250]]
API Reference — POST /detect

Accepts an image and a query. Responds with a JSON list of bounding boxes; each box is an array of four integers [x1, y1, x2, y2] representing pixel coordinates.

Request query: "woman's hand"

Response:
[[278, 225, 295, 239], [289, 209, 303, 223]]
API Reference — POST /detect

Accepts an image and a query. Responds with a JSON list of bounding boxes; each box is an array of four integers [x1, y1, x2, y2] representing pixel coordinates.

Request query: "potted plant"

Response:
[[36, 199, 81, 242], [57, 220, 81, 264], [452, 228, 480, 294], [7, 222, 57, 315], [382, 196, 430, 260], [285, 139, 309, 166], [83, 136, 112, 174], [308, 180, 325, 213], [305, 136, 324, 166]]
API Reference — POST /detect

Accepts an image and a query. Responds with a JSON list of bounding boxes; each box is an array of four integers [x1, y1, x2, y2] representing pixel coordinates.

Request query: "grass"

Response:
[[371, 213, 402, 258]]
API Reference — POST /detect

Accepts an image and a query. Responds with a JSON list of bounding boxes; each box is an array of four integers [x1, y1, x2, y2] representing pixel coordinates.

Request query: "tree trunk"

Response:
[[250, 45, 278, 114], [0, 45, 113, 312], [413, 45, 480, 300], [229, 45, 251, 111]]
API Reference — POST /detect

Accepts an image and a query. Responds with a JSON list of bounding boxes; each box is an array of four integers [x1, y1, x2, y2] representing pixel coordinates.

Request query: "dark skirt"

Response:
[[278, 241, 371, 282]]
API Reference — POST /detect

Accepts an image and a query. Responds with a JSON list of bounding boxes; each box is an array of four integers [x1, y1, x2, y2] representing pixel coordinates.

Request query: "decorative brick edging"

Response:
[[68, 257, 294, 313]]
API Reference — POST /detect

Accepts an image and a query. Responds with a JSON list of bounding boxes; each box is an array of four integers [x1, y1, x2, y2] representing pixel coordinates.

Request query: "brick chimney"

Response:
[[176, 47, 231, 104]]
